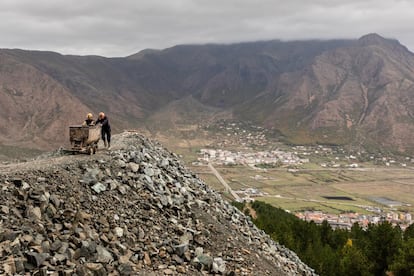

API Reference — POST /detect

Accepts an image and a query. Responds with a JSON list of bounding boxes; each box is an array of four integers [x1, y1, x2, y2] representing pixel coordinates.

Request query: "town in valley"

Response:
[[164, 120, 414, 230]]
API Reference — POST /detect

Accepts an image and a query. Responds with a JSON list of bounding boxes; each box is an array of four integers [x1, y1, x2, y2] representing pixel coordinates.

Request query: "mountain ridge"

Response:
[[1, 33, 414, 153]]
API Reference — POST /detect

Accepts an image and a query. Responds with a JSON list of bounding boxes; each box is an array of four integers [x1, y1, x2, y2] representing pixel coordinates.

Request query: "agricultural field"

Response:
[[152, 120, 414, 216], [213, 165, 414, 213]]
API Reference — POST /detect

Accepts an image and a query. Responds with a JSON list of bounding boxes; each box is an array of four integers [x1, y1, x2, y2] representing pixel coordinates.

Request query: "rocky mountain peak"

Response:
[[357, 33, 402, 49], [0, 132, 315, 275]]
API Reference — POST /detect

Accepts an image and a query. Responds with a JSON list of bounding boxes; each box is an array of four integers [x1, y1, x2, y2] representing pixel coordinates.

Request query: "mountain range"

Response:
[[1, 33, 414, 153]]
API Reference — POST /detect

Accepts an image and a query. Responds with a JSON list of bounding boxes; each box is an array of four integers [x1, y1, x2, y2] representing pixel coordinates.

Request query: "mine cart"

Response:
[[67, 124, 101, 154]]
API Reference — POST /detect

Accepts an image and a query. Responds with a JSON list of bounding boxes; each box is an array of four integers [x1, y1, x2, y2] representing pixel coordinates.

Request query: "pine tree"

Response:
[[390, 238, 414, 275]]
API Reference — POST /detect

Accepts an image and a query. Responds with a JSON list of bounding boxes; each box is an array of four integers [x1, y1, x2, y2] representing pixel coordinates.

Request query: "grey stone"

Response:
[[27, 206, 42, 220], [118, 263, 133, 275], [96, 245, 113, 263], [26, 252, 49, 267], [194, 254, 213, 270], [52, 253, 67, 263], [0, 205, 9, 214], [82, 168, 100, 185], [91, 182, 106, 193], [173, 243, 188, 257], [50, 194, 61, 208], [118, 185, 128, 195], [81, 240, 97, 255], [159, 195, 171, 207], [172, 254, 183, 264], [58, 242, 69, 254], [41, 240, 50, 253], [22, 182, 30, 190], [14, 257, 25, 273], [140, 174, 153, 183], [194, 247, 203, 257], [138, 227, 145, 240], [66, 248, 76, 261], [1, 230, 20, 241], [83, 263, 107, 276], [160, 159, 170, 168], [128, 151, 136, 159], [212, 257, 226, 274], [114, 227, 124, 238], [50, 240, 62, 252], [144, 167, 155, 177], [107, 179, 118, 190], [127, 162, 139, 172], [145, 182, 156, 193], [163, 268, 174, 275]]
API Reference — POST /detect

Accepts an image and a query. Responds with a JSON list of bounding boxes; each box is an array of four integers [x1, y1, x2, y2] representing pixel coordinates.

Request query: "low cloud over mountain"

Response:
[[1, 33, 414, 152]]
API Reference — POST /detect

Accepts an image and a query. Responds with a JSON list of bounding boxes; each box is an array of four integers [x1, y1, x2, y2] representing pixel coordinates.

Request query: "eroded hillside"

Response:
[[2, 34, 414, 153]]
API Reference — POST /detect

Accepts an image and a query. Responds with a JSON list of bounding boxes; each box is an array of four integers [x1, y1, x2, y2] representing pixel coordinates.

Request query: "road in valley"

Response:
[[207, 162, 241, 201]]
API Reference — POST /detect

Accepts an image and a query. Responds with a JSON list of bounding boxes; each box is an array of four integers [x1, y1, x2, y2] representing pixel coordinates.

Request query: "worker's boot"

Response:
[[104, 141, 107, 148]]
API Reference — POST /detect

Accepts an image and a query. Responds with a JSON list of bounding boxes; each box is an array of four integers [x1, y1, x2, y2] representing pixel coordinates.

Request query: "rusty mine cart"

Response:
[[66, 124, 101, 154]]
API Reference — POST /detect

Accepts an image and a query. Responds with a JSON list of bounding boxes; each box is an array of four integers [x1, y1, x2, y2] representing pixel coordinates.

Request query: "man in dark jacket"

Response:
[[96, 112, 111, 149]]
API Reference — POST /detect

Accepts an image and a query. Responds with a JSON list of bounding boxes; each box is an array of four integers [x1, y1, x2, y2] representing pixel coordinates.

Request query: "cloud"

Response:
[[0, 0, 413, 56]]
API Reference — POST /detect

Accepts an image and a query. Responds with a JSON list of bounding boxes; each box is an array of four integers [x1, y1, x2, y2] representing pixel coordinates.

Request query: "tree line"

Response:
[[233, 201, 414, 276]]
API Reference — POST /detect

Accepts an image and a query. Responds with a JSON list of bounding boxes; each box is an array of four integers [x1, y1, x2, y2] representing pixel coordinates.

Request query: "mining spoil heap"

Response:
[[0, 132, 315, 275]]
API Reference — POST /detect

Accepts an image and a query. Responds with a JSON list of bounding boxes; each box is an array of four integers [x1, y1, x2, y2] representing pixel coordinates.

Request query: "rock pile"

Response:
[[0, 132, 316, 275]]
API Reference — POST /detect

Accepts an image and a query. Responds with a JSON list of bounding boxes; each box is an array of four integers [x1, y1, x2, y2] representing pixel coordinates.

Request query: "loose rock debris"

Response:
[[0, 132, 316, 275]]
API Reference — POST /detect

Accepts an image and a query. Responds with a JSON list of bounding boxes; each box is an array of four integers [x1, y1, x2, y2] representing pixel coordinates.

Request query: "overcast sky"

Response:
[[0, 0, 412, 57]]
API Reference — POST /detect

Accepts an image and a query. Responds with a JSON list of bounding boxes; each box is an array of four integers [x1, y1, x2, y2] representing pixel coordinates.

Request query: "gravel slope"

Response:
[[0, 132, 316, 275]]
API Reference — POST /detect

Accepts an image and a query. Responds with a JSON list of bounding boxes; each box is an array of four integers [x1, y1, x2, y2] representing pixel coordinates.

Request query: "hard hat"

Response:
[[87, 113, 93, 119]]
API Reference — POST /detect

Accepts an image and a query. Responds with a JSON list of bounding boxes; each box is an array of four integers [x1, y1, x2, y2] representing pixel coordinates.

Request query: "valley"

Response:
[[2, 33, 414, 231], [151, 119, 414, 229]]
